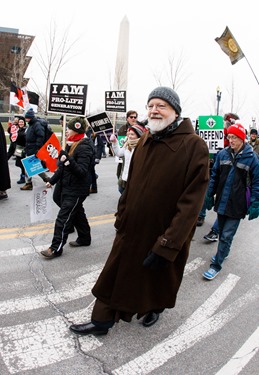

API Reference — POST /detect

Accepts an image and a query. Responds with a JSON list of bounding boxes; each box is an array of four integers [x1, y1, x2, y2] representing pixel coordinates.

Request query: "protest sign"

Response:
[[30, 186, 53, 223], [22, 155, 48, 177], [199, 116, 224, 153], [36, 133, 61, 172]]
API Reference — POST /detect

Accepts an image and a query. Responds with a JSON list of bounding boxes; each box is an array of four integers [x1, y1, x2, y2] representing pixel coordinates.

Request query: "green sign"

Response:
[[198, 115, 224, 153], [118, 135, 126, 147]]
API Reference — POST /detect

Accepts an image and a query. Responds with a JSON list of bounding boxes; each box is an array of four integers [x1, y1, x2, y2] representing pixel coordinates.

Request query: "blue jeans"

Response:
[[211, 218, 219, 234], [199, 199, 207, 218], [211, 214, 240, 271]]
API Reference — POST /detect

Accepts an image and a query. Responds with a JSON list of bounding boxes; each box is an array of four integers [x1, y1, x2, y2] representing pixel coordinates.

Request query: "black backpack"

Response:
[[37, 117, 53, 143]]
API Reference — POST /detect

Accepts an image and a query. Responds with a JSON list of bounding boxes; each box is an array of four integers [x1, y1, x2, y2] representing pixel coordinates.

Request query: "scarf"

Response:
[[151, 118, 182, 141], [123, 138, 140, 151], [66, 133, 85, 146], [66, 133, 85, 156]]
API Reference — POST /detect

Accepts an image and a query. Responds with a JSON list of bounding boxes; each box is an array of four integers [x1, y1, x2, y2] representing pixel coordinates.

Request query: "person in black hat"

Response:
[[249, 128, 259, 155], [40, 117, 94, 259], [69, 87, 209, 336], [20, 108, 49, 190]]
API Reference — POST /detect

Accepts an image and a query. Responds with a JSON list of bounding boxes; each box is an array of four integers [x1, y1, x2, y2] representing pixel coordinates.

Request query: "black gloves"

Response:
[[41, 160, 47, 169], [205, 195, 214, 210], [143, 251, 170, 270], [58, 150, 68, 160]]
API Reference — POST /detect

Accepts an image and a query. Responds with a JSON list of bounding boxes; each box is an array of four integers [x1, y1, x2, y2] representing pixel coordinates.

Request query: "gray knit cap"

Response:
[[147, 86, 182, 115]]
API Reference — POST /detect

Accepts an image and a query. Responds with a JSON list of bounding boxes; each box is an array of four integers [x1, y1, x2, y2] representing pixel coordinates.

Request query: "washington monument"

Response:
[[113, 16, 129, 91]]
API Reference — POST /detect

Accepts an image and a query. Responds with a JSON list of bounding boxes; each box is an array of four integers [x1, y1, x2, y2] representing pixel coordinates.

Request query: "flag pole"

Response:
[[244, 56, 259, 85]]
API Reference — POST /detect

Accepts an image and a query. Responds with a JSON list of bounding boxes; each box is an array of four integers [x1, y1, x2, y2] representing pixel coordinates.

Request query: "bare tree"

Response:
[[31, 21, 81, 114], [153, 50, 191, 91]]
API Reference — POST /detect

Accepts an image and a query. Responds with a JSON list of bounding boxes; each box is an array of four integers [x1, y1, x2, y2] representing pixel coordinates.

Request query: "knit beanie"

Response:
[[250, 128, 258, 135], [147, 86, 182, 115], [67, 117, 87, 134], [224, 113, 239, 128], [24, 108, 35, 119], [128, 125, 145, 138], [227, 123, 246, 141]]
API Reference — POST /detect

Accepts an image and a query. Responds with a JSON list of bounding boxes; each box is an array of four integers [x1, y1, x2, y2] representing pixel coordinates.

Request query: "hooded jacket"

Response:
[[25, 117, 45, 156], [207, 143, 259, 219]]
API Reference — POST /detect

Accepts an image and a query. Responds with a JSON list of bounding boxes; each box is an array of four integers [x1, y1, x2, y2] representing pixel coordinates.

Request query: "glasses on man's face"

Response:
[[129, 116, 137, 119], [227, 135, 238, 140], [146, 104, 168, 111]]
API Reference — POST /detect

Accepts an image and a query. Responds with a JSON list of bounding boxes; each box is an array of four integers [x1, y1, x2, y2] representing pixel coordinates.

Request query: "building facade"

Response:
[[0, 27, 34, 112]]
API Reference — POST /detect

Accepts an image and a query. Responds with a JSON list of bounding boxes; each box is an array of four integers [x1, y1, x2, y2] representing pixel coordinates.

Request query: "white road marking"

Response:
[[1, 258, 256, 375], [184, 257, 206, 275], [0, 244, 50, 257], [112, 282, 259, 375], [215, 326, 259, 375], [0, 257, 204, 316], [0, 266, 101, 315], [0, 316, 102, 374]]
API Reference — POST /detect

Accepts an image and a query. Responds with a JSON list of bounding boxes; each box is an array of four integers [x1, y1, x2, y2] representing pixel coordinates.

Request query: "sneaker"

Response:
[[20, 182, 33, 191], [203, 268, 220, 280], [196, 217, 205, 227], [211, 254, 229, 263], [204, 230, 218, 242]]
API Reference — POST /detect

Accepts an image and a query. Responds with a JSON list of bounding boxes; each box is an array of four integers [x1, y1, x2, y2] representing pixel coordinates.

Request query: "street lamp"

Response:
[[216, 86, 222, 116]]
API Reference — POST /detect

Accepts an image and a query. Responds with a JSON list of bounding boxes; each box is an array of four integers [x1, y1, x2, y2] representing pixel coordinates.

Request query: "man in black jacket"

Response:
[[20, 108, 49, 190]]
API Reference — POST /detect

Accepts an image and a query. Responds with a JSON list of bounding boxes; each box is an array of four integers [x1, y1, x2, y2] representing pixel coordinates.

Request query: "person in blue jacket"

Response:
[[203, 122, 259, 280]]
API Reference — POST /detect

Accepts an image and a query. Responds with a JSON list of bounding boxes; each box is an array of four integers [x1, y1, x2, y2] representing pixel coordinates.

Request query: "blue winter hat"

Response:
[[25, 108, 35, 119]]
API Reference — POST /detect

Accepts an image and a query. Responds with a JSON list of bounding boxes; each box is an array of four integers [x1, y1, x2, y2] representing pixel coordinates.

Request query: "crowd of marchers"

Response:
[[0, 86, 259, 337]]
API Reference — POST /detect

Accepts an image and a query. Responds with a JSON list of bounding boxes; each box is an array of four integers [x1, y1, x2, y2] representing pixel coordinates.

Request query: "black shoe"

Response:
[[40, 248, 63, 259], [142, 312, 160, 327], [17, 175, 25, 184], [69, 322, 108, 336], [196, 217, 205, 227], [69, 240, 91, 247], [0, 193, 8, 200], [204, 230, 218, 242]]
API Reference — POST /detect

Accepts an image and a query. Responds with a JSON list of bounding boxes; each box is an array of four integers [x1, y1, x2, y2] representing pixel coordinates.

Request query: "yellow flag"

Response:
[[215, 26, 244, 65]]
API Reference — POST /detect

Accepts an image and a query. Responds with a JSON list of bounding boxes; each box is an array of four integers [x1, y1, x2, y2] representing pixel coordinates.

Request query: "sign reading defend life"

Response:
[[199, 116, 224, 153], [48, 83, 88, 116]]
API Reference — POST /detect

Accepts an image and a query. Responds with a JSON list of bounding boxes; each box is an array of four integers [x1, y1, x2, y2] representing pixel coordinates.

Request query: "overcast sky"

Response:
[[2, 0, 259, 127]]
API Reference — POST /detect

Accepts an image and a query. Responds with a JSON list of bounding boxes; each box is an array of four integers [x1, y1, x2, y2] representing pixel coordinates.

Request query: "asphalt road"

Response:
[[0, 156, 258, 375]]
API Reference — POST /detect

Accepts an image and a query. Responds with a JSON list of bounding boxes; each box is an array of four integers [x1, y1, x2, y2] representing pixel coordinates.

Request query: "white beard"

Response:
[[148, 114, 176, 133]]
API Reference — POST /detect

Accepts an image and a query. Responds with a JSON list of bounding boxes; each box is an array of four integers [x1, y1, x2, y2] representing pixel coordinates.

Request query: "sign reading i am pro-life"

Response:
[[198, 116, 224, 153]]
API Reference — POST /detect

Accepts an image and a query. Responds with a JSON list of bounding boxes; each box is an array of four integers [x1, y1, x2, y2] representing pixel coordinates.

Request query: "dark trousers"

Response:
[[7, 141, 16, 159], [89, 165, 97, 190], [51, 194, 91, 253]]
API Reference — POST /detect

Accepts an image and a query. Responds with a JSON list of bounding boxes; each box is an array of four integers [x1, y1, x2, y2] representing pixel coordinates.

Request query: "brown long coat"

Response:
[[92, 119, 209, 320]]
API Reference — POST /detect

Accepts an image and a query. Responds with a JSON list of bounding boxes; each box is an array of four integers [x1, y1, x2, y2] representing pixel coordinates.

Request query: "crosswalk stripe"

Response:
[[112, 281, 259, 375], [0, 258, 204, 315], [0, 266, 101, 315], [0, 316, 102, 374], [215, 326, 259, 375]]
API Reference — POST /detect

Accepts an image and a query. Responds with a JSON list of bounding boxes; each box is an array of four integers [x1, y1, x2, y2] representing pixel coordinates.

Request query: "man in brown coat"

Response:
[[70, 86, 209, 336]]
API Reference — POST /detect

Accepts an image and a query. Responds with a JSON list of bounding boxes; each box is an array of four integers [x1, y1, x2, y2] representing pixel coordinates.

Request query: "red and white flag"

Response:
[[10, 82, 25, 109]]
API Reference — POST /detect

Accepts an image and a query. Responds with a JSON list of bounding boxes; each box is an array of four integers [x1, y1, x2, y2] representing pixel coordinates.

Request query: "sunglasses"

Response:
[[129, 116, 137, 119]]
